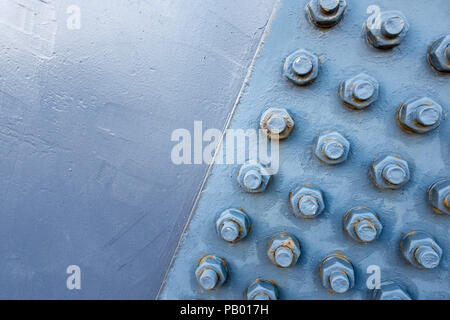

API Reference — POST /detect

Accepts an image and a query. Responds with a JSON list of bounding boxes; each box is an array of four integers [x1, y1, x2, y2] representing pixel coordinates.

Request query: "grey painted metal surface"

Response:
[[0, 0, 275, 298], [160, 0, 450, 299]]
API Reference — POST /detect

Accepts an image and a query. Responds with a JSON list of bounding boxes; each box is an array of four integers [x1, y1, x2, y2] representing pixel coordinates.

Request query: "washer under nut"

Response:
[[400, 231, 443, 269], [397, 97, 443, 134], [260, 107, 295, 140], [284, 49, 319, 86], [289, 184, 325, 219], [216, 208, 251, 243], [267, 232, 301, 268], [195, 255, 228, 290], [245, 279, 279, 300], [369, 154, 410, 190], [343, 206, 383, 243], [319, 252, 355, 294], [237, 160, 272, 193], [427, 178, 450, 215]]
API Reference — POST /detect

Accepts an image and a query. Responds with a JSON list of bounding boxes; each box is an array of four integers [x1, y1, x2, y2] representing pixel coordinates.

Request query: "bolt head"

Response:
[[237, 160, 272, 193], [290, 185, 325, 219], [400, 231, 443, 269], [372, 280, 412, 300], [284, 49, 319, 85], [245, 279, 279, 300], [195, 255, 228, 290], [216, 208, 251, 243], [267, 232, 301, 268], [319, 252, 355, 294], [306, 0, 347, 28], [428, 35, 450, 72], [427, 178, 450, 215], [365, 10, 409, 49], [314, 130, 350, 165], [339, 73, 379, 109], [397, 97, 443, 134], [369, 154, 410, 190], [260, 107, 295, 140], [343, 207, 383, 243]]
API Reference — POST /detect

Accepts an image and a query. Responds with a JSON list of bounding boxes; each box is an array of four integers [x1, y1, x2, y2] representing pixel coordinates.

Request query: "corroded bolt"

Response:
[[260, 107, 295, 140], [400, 231, 443, 269], [364, 10, 409, 49], [428, 35, 450, 73], [289, 185, 325, 218], [237, 160, 272, 193], [267, 232, 301, 268], [397, 97, 443, 134], [313, 130, 350, 165], [306, 0, 347, 28], [319, 252, 355, 294], [369, 154, 410, 190], [195, 255, 228, 290], [427, 178, 450, 215], [284, 49, 319, 85], [338, 73, 379, 110], [245, 279, 279, 300], [371, 280, 412, 300], [343, 207, 383, 243], [216, 208, 251, 243]]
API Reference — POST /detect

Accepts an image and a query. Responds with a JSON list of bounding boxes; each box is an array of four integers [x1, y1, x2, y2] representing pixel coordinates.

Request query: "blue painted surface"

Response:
[[0, 0, 275, 298], [160, 0, 449, 299]]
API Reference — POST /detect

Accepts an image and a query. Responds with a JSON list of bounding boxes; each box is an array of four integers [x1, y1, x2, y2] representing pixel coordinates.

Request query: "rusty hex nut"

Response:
[[237, 160, 272, 193], [313, 130, 350, 165], [267, 232, 301, 268], [427, 178, 450, 215], [338, 73, 379, 110], [260, 107, 295, 140], [397, 97, 443, 134], [284, 49, 319, 86], [195, 255, 228, 290], [428, 35, 450, 73], [371, 280, 412, 300], [319, 252, 355, 294], [369, 154, 410, 190], [400, 231, 443, 269], [216, 208, 251, 243], [289, 185, 325, 219], [364, 10, 409, 49], [245, 279, 279, 300], [306, 0, 347, 28], [343, 207, 383, 243]]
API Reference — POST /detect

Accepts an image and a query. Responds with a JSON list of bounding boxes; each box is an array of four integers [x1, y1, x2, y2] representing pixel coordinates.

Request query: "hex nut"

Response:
[[364, 10, 409, 49], [428, 35, 450, 73], [369, 154, 410, 190], [397, 97, 443, 134], [371, 280, 412, 300], [338, 73, 379, 110], [306, 0, 347, 28], [289, 185, 325, 219], [195, 255, 228, 290], [260, 107, 295, 140], [267, 232, 301, 268], [427, 178, 450, 215], [237, 160, 272, 193], [400, 231, 443, 269], [284, 49, 319, 86], [216, 208, 252, 243], [319, 252, 355, 294], [245, 279, 279, 300], [343, 207, 383, 243], [313, 130, 350, 165]]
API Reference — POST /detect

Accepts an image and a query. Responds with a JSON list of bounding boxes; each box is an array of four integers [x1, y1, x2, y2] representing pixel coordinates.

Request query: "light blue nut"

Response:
[[319, 252, 355, 294], [313, 130, 350, 165], [237, 160, 272, 193], [400, 231, 443, 269], [306, 0, 347, 28], [289, 185, 325, 219], [427, 178, 450, 215], [365, 10, 409, 49], [397, 97, 443, 134], [428, 35, 450, 73], [216, 208, 251, 243], [195, 255, 228, 290], [267, 232, 301, 268], [343, 207, 383, 243], [369, 154, 410, 190], [284, 49, 319, 86], [245, 279, 279, 300], [372, 280, 412, 300], [260, 107, 295, 140], [338, 73, 379, 110]]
